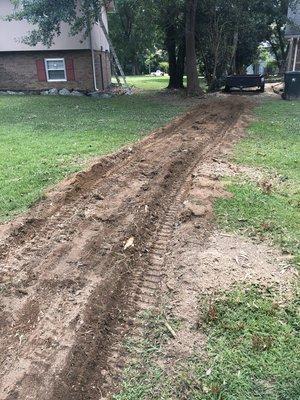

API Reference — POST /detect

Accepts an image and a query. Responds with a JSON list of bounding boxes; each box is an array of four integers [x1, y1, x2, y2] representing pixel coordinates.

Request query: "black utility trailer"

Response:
[[224, 74, 265, 92]]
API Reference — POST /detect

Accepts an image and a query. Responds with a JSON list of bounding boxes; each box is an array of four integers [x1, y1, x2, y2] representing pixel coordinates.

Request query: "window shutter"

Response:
[[36, 59, 47, 82], [66, 58, 75, 81]]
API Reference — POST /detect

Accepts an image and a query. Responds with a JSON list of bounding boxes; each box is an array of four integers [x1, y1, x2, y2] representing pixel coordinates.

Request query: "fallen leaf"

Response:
[[124, 237, 135, 250]]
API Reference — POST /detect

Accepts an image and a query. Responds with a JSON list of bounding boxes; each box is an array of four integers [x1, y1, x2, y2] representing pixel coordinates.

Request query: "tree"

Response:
[[108, 1, 157, 75], [196, 0, 291, 90], [197, 0, 230, 89], [8, 0, 103, 46], [262, 0, 299, 72], [152, 0, 186, 89], [185, 0, 203, 95], [9, 0, 295, 92], [109, 0, 187, 87]]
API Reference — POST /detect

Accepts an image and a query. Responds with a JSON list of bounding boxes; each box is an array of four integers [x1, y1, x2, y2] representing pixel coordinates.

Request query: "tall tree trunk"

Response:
[[230, 30, 239, 74], [166, 25, 184, 89], [176, 40, 186, 88], [276, 22, 288, 73], [185, 0, 203, 95]]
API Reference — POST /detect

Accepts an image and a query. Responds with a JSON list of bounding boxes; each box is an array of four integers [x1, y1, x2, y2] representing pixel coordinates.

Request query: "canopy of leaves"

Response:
[[7, 0, 299, 88], [8, 0, 106, 46]]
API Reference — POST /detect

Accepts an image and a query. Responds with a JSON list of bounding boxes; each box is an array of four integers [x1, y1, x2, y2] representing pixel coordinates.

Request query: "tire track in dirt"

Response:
[[103, 104, 246, 395], [0, 96, 251, 400]]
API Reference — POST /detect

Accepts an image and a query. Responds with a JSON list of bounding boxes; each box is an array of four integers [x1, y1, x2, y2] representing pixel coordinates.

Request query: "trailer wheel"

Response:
[[260, 84, 265, 93], [224, 85, 230, 93]]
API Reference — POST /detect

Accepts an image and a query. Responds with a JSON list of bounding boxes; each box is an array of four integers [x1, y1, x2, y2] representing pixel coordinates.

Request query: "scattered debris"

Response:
[[124, 237, 135, 250], [164, 319, 177, 338]]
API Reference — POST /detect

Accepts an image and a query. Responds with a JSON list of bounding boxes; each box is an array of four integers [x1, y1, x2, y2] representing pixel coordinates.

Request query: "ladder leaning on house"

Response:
[[98, 13, 128, 87]]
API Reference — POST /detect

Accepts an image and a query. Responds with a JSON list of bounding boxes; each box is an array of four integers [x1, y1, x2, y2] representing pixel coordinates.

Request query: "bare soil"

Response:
[[0, 95, 293, 400]]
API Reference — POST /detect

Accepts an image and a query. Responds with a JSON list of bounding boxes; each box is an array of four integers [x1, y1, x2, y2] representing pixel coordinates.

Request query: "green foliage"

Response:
[[158, 61, 169, 72], [258, 45, 278, 75], [261, 0, 297, 70], [197, 0, 287, 87], [145, 50, 169, 74], [0, 92, 189, 221], [108, 0, 158, 75], [8, 0, 294, 88], [215, 100, 300, 266], [8, 0, 88, 46]]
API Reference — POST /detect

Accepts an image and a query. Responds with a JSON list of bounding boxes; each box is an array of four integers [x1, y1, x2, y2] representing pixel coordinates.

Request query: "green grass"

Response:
[[0, 92, 190, 221], [113, 75, 206, 91], [114, 287, 300, 400], [215, 99, 300, 266], [114, 311, 185, 400], [125, 75, 174, 90], [197, 286, 300, 400]]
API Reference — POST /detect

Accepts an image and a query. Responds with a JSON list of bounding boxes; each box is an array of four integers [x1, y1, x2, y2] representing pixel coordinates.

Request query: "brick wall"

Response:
[[0, 50, 111, 91], [93, 50, 111, 90]]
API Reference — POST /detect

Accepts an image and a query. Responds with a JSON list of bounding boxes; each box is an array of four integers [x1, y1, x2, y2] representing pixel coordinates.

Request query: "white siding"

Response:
[[0, 0, 109, 52], [90, 11, 109, 51]]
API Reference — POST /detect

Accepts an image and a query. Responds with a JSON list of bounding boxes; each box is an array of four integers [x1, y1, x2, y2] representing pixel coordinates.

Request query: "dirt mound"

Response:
[[0, 96, 254, 399]]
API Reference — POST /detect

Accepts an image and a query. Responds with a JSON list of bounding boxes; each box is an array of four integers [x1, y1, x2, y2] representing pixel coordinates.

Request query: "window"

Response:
[[45, 58, 67, 82]]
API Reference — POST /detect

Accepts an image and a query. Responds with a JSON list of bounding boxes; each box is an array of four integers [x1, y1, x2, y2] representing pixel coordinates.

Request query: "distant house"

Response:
[[0, 0, 114, 92], [285, 3, 300, 71], [246, 61, 267, 76]]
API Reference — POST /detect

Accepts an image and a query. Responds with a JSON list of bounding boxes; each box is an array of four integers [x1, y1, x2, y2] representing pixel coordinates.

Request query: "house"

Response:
[[285, 3, 300, 71], [246, 62, 267, 76], [0, 0, 114, 92]]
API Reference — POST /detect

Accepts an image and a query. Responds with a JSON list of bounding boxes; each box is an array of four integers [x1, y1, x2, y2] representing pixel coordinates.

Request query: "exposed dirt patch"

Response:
[[147, 115, 297, 374], [152, 223, 297, 384], [197, 159, 289, 194], [0, 95, 276, 400]]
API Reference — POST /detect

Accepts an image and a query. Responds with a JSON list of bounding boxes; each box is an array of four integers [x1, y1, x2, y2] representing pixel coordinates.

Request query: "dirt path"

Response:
[[0, 96, 254, 400]]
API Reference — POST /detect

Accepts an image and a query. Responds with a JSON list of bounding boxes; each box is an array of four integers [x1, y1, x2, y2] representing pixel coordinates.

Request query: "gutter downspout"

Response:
[[293, 37, 299, 72], [287, 38, 294, 71], [89, 29, 98, 91]]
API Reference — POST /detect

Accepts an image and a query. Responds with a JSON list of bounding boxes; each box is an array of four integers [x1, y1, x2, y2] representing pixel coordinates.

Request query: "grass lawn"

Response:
[[197, 286, 300, 400], [114, 286, 300, 400], [215, 99, 300, 266], [113, 75, 206, 91], [125, 75, 174, 90], [0, 91, 191, 221]]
